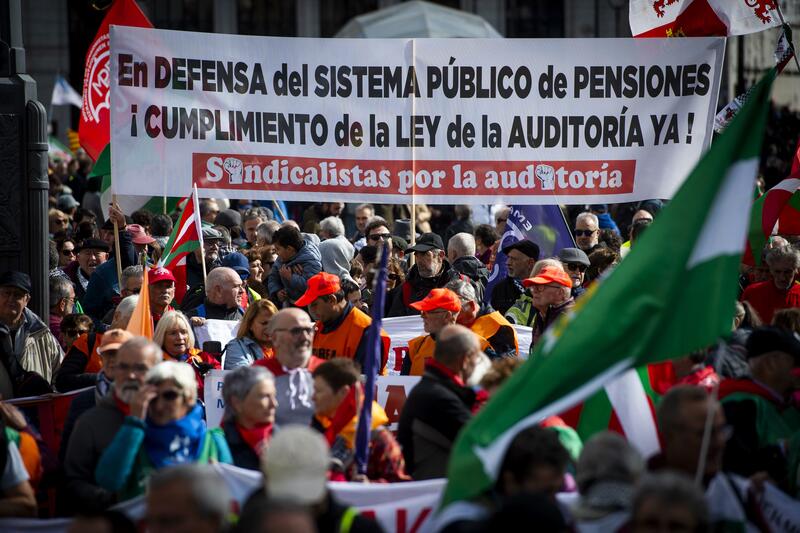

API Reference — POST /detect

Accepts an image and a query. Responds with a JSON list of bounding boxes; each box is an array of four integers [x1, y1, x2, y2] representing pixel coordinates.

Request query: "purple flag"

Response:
[[354, 241, 389, 474], [484, 205, 575, 304]]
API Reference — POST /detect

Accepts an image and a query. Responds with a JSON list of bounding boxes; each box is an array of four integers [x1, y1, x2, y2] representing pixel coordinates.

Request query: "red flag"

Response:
[[79, 0, 152, 160], [159, 191, 202, 303]]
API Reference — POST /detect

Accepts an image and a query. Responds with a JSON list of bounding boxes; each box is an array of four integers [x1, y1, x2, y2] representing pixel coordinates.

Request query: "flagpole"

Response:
[[111, 193, 123, 292], [194, 183, 208, 288], [272, 199, 287, 222], [775, 3, 800, 74], [694, 380, 720, 486]]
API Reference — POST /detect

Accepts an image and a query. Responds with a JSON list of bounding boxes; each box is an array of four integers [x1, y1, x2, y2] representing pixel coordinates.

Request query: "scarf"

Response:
[[113, 391, 132, 417], [236, 422, 273, 455], [144, 403, 206, 469]]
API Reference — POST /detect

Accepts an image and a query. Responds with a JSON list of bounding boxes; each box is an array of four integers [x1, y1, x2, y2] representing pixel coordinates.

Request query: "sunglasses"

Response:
[[273, 326, 314, 336], [573, 229, 596, 237], [566, 263, 587, 272], [368, 233, 392, 241], [61, 249, 76, 256], [156, 390, 181, 402]]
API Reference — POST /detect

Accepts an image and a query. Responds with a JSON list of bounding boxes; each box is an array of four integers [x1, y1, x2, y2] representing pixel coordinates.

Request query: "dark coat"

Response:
[[489, 277, 523, 316], [387, 260, 463, 317], [452, 255, 490, 302], [221, 419, 261, 471]]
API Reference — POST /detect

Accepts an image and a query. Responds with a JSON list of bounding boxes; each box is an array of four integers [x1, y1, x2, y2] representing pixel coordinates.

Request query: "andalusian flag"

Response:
[[441, 69, 775, 509], [157, 186, 203, 302], [743, 173, 800, 265]]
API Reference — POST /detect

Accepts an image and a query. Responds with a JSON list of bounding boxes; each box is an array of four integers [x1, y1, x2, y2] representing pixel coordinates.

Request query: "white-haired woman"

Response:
[[220, 366, 277, 470], [153, 310, 220, 397], [94, 361, 231, 501]]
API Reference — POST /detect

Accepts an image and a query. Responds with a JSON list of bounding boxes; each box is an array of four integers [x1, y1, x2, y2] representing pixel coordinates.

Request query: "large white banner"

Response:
[[110, 27, 724, 204]]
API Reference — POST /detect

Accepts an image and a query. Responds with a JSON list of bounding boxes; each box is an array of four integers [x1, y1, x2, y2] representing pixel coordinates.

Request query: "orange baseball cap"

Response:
[[294, 272, 341, 307], [523, 266, 573, 288], [97, 328, 134, 354], [410, 288, 462, 313]]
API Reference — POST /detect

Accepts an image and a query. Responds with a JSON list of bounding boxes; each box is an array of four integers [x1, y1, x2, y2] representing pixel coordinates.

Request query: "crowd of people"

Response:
[[0, 139, 797, 531]]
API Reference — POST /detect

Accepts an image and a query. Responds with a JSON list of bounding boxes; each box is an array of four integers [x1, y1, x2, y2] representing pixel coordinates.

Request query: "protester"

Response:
[[58, 313, 92, 351], [741, 246, 800, 323], [199, 199, 220, 225], [56, 238, 78, 268], [63, 238, 109, 302], [220, 366, 277, 470], [504, 258, 562, 327], [224, 299, 279, 369], [398, 325, 482, 479], [585, 247, 620, 285], [49, 274, 76, 345], [145, 464, 232, 533], [523, 266, 574, 350], [54, 295, 137, 392], [447, 278, 517, 358], [267, 225, 322, 307], [473, 223, 499, 266], [630, 472, 708, 533], [153, 310, 220, 396], [557, 247, 590, 299], [302, 202, 343, 234], [242, 208, 269, 249], [62, 337, 162, 513], [490, 240, 539, 315], [254, 308, 315, 427], [100, 264, 143, 325], [297, 272, 389, 372], [186, 227, 225, 289], [94, 361, 231, 500], [185, 266, 245, 321], [0, 428, 37, 517], [318, 216, 356, 283], [444, 205, 474, 248], [351, 203, 374, 250], [448, 232, 489, 302], [574, 212, 603, 254]]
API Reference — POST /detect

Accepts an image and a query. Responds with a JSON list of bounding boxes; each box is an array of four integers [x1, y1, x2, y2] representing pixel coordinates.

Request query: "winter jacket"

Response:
[[490, 276, 524, 316], [221, 418, 262, 471], [61, 393, 126, 513], [54, 330, 103, 392], [387, 260, 464, 317], [185, 298, 244, 321], [530, 298, 575, 353], [0, 308, 64, 395], [80, 230, 136, 321], [451, 255, 490, 303], [267, 237, 322, 304], [319, 235, 355, 283], [224, 336, 269, 369]]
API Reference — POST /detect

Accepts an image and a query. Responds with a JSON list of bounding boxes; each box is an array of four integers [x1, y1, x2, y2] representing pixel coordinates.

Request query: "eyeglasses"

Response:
[[64, 328, 89, 337], [565, 263, 587, 273], [273, 326, 314, 336], [573, 229, 596, 237], [156, 390, 181, 402], [368, 233, 392, 241]]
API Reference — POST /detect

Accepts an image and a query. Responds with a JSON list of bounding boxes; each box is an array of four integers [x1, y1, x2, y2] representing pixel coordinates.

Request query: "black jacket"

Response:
[[387, 260, 463, 317], [489, 277, 523, 316], [452, 255, 490, 302], [397, 365, 476, 479], [221, 419, 261, 471], [185, 298, 244, 321]]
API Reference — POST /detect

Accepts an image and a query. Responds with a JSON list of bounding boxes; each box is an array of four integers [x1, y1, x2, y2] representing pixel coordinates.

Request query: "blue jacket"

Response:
[[267, 236, 322, 303], [596, 212, 620, 236], [223, 336, 265, 369]]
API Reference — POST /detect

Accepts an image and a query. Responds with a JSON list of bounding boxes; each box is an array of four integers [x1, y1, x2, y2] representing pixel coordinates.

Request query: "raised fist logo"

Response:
[[535, 164, 555, 191], [223, 157, 243, 184]]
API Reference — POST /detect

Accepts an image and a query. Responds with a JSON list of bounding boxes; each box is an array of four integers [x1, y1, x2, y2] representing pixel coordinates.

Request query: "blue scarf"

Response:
[[144, 403, 207, 469]]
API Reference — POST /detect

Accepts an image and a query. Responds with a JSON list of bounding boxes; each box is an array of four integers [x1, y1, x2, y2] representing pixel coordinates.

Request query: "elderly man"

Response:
[[242, 208, 268, 249], [62, 337, 161, 513], [490, 240, 539, 315], [351, 203, 374, 250], [49, 275, 76, 344], [398, 324, 483, 479], [296, 272, 389, 373], [185, 266, 245, 322], [100, 265, 143, 325], [0, 271, 63, 397], [146, 465, 232, 533], [741, 246, 800, 323], [403, 288, 490, 376], [524, 266, 574, 351], [574, 212, 604, 254], [447, 279, 517, 358], [448, 232, 489, 302], [720, 326, 800, 491], [185, 227, 225, 290], [318, 216, 355, 284], [557, 247, 590, 299], [148, 267, 177, 327], [63, 238, 110, 302], [388, 233, 463, 317], [255, 308, 315, 427]]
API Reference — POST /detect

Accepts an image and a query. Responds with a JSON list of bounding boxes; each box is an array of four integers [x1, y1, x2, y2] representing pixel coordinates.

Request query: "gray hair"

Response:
[[257, 220, 280, 244], [576, 212, 599, 228], [319, 216, 345, 238], [112, 294, 140, 328], [532, 259, 564, 276], [765, 245, 800, 269], [576, 431, 644, 494], [146, 360, 198, 405], [199, 199, 219, 218], [446, 278, 477, 304], [121, 264, 143, 287], [49, 275, 74, 308], [152, 310, 195, 352], [222, 366, 275, 422], [206, 267, 238, 296], [147, 464, 230, 525], [355, 203, 374, 215], [495, 206, 510, 223], [448, 232, 476, 259], [632, 472, 707, 530]]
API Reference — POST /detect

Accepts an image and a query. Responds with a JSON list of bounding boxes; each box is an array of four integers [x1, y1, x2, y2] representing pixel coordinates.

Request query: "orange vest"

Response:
[[73, 332, 103, 373], [312, 307, 390, 373], [470, 311, 519, 355], [407, 333, 491, 376]]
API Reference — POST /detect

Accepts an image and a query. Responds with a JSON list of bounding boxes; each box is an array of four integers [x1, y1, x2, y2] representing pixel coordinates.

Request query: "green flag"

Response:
[[441, 69, 776, 509]]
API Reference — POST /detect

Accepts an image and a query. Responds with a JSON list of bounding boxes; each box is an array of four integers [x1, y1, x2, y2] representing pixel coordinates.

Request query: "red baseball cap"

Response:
[[410, 288, 462, 313], [126, 224, 155, 245], [149, 266, 176, 285], [294, 272, 341, 307], [522, 266, 572, 288]]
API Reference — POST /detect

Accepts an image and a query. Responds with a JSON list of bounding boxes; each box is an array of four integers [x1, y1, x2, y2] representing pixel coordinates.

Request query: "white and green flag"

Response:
[[441, 69, 775, 509]]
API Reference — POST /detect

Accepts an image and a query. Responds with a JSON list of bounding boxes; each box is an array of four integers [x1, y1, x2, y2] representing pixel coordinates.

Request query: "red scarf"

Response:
[[235, 422, 273, 454], [426, 359, 465, 387], [113, 391, 132, 417]]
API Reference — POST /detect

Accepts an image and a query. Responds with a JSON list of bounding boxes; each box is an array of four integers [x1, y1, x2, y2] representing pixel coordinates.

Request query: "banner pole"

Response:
[[111, 193, 123, 292], [775, 3, 800, 74], [272, 199, 287, 223], [195, 184, 208, 288]]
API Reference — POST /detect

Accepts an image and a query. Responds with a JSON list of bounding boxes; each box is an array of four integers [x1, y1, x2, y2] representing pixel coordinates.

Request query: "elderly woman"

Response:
[[94, 361, 232, 500], [153, 310, 220, 395], [311, 358, 409, 482], [223, 299, 278, 369], [220, 366, 277, 470]]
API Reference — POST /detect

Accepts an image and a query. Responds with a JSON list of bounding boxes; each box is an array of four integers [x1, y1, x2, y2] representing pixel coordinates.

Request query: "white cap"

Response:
[[262, 426, 329, 505]]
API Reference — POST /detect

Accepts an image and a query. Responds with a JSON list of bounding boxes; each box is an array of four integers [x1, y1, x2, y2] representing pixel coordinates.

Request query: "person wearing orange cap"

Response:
[[295, 272, 390, 374], [523, 265, 574, 352], [402, 288, 491, 376]]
